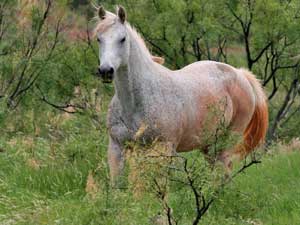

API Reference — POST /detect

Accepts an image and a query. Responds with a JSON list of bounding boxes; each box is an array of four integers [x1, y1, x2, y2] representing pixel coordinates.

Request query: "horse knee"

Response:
[[108, 149, 123, 172]]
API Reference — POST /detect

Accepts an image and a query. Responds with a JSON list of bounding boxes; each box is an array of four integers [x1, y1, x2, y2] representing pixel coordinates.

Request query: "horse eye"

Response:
[[97, 38, 101, 43], [120, 37, 126, 43]]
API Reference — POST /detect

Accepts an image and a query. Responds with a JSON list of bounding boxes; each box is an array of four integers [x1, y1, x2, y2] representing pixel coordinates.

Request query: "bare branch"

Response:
[[36, 85, 85, 114]]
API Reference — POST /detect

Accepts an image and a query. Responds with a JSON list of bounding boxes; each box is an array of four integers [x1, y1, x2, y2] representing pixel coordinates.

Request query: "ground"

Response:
[[1, 118, 300, 225]]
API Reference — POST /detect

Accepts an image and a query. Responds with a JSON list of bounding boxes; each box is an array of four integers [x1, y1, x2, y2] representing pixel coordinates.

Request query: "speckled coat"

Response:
[[94, 7, 268, 183]]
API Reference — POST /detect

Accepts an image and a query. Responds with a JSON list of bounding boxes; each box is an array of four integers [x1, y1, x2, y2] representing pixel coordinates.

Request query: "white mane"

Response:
[[125, 24, 152, 60]]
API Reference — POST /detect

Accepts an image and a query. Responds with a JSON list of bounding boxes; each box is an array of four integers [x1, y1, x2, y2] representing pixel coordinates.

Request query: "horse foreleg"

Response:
[[108, 136, 124, 186]]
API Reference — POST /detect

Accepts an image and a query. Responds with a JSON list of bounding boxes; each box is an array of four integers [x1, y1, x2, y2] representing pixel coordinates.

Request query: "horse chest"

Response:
[[108, 100, 182, 145]]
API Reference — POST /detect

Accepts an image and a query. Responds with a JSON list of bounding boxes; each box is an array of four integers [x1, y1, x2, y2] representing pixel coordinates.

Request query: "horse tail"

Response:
[[235, 69, 269, 158]]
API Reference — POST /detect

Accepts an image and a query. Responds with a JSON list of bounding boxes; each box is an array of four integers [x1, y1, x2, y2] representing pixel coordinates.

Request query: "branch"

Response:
[[13, 16, 62, 102], [182, 158, 203, 225], [8, 0, 53, 105], [226, 3, 245, 29], [135, 24, 177, 67], [153, 178, 175, 225], [268, 78, 299, 140], [232, 159, 261, 179], [280, 105, 300, 127], [36, 85, 84, 114], [251, 41, 272, 64]]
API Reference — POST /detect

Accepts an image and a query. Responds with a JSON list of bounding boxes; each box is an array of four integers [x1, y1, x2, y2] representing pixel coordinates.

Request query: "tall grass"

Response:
[[1, 111, 300, 224]]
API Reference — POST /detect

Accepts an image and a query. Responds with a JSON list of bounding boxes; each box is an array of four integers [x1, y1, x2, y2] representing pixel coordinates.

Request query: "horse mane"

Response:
[[126, 24, 153, 60]]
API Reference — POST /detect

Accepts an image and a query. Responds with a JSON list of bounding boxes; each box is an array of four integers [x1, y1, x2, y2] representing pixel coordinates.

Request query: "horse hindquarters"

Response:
[[218, 69, 268, 172], [233, 69, 268, 158]]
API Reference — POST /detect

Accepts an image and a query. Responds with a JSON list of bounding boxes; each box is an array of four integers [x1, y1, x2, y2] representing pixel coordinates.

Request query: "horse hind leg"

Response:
[[215, 124, 251, 175], [217, 150, 234, 175]]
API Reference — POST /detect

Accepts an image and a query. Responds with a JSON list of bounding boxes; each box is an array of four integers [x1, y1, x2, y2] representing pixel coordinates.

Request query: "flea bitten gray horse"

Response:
[[94, 6, 268, 183]]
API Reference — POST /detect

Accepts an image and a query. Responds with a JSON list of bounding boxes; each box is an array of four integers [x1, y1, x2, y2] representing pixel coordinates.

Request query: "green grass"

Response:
[[1, 115, 300, 224], [203, 151, 300, 224]]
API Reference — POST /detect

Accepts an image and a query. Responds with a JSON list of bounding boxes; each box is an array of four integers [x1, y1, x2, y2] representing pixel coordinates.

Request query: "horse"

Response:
[[94, 6, 268, 184]]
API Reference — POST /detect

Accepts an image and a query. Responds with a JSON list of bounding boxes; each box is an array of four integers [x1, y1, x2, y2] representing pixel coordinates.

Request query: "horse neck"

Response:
[[114, 28, 160, 119]]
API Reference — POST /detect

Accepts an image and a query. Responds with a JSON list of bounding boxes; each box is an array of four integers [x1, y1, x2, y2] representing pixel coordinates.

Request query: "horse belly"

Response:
[[176, 93, 234, 152], [176, 136, 206, 152]]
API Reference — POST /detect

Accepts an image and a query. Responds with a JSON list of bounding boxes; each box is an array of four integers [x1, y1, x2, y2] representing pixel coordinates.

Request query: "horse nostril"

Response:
[[99, 66, 114, 75], [108, 67, 114, 75]]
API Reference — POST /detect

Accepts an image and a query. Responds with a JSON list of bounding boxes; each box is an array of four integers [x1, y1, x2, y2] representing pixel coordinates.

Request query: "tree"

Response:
[[0, 0, 63, 109], [220, 0, 300, 140], [115, 0, 227, 69]]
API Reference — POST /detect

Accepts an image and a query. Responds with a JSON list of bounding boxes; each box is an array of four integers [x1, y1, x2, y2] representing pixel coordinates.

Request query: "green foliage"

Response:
[[117, 0, 228, 68], [0, 1, 300, 224]]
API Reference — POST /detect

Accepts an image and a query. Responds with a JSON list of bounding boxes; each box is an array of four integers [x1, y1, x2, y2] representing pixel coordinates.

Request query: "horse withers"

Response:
[[94, 6, 268, 184]]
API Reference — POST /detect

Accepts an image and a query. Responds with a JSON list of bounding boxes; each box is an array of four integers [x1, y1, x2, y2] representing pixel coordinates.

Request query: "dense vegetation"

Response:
[[0, 0, 300, 224]]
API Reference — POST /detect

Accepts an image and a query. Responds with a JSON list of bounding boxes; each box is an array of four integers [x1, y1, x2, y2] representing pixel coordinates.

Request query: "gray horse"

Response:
[[94, 6, 268, 183]]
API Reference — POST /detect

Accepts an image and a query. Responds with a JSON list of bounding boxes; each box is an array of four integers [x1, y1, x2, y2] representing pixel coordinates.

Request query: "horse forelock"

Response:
[[93, 16, 116, 35]]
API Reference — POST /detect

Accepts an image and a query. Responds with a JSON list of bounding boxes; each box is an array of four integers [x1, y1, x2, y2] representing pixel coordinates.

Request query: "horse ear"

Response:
[[117, 6, 126, 24], [152, 56, 165, 65], [98, 6, 106, 20]]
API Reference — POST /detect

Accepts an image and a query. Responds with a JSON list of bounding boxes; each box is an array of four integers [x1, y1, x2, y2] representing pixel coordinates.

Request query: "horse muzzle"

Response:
[[97, 66, 114, 83]]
